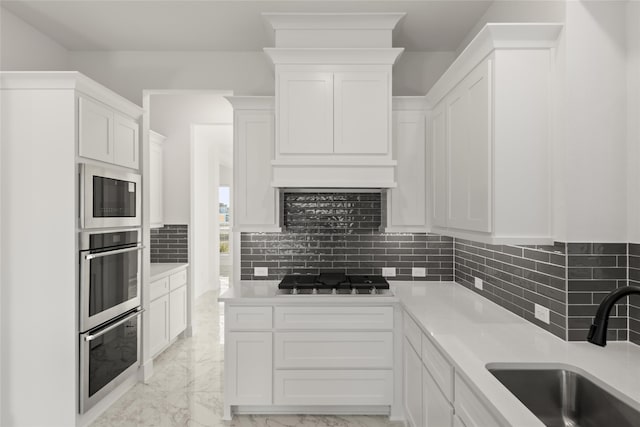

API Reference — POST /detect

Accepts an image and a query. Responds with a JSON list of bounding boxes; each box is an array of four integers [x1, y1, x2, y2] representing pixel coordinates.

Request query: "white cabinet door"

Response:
[[455, 373, 503, 427], [334, 71, 389, 154], [447, 61, 491, 233], [423, 367, 453, 427], [227, 332, 272, 405], [235, 110, 278, 228], [149, 294, 170, 357], [113, 114, 139, 169], [149, 134, 164, 228], [404, 337, 423, 427], [278, 71, 333, 154], [79, 96, 114, 163], [169, 285, 187, 340], [431, 100, 447, 228], [389, 109, 426, 230]]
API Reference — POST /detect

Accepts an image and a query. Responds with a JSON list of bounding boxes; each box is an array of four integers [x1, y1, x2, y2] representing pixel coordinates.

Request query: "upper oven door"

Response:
[[80, 229, 142, 332], [81, 164, 141, 229]]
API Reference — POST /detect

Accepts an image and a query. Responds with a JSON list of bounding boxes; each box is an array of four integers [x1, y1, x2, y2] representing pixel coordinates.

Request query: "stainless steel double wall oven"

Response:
[[79, 164, 143, 413]]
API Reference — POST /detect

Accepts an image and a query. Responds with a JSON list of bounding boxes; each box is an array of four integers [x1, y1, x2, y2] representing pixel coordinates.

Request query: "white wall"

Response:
[[192, 124, 232, 298], [0, 7, 70, 70], [149, 93, 232, 224], [70, 50, 454, 105], [220, 164, 232, 187], [457, 0, 566, 53], [627, 1, 640, 243], [559, 1, 628, 242]]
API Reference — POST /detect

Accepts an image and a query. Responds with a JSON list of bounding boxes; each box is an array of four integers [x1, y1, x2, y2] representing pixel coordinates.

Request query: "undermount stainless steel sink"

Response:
[[488, 366, 640, 427]]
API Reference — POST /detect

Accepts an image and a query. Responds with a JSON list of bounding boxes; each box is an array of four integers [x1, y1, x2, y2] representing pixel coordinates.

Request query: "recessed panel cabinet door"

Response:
[[278, 72, 333, 154], [404, 337, 423, 427], [447, 61, 491, 233], [423, 367, 453, 427], [149, 294, 169, 357], [149, 137, 164, 227], [431, 100, 447, 228], [227, 332, 273, 405], [169, 285, 187, 340], [79, 96, 114, 163], [236, 111, 277, 227], [113, 114, 139, 169], [334, 71, 389, 154]]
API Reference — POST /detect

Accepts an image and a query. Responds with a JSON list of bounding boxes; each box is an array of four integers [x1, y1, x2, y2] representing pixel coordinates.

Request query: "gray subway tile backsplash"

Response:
[[567, 243, 628, 342], [629, 243, 640, 345], [150, 224, 188, 263], [240, 192, 452, 281], [239, 192, 638, 346], [454, 239, 567, 339]]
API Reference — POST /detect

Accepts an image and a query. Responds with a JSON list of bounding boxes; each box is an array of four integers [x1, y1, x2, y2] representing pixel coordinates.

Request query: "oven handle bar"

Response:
[[84, 308, 144, 342], [84, 244, 144, 260]]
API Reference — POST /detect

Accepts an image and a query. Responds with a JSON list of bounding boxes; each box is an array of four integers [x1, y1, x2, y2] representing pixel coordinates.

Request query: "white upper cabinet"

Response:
[[384, 97, 428, 232], [226, 97, 280, 232], [278, 71, 334, 154], [427, 23, 562, 245], [334, 71, 389, 154], [79, 96, 114, 164], [264, 13, 403, 188], [113, 114, 139, 169], [78, 94, 141, 170], [149, 131, 165, 228]]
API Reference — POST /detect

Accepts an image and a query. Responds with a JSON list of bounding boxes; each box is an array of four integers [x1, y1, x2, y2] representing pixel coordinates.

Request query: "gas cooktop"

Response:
[[277, 273, 392, 295]]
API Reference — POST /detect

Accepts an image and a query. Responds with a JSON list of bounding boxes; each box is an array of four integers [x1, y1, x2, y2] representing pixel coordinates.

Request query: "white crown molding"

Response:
[[262, 13, 406, 30], [264, 48, 404, 65], [0, 71, 143, 118], [425, 23, 563, 107], [392, 96, 428, 111], [224, 96, 275, 110]]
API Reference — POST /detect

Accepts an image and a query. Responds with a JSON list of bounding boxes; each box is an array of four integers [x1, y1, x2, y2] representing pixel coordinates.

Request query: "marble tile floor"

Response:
[[91, 290, 404, 427]]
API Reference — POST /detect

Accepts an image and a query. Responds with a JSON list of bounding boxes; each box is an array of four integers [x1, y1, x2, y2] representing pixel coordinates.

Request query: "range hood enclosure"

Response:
[[263, 13, 405, 188]]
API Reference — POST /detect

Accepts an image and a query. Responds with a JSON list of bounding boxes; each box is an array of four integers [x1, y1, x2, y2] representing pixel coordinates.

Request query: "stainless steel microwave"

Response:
[[80, 164, 141, 229]]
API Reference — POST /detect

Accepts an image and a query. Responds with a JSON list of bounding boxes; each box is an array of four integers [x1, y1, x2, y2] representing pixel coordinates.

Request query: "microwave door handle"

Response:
[[84, 309, 144, 342], [84, 244, 144, 260]]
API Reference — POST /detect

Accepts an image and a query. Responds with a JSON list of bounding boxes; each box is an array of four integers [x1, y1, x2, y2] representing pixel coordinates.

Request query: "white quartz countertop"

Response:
[[149, 263, 189, 281], [393, 282, 640, 426], [218, 280, 399, 304], [220, 280, 640, 426]]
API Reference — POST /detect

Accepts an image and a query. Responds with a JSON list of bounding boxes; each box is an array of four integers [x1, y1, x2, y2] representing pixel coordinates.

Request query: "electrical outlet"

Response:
[[254, 267, 268, 277], [382, 267, 396, 277], [474, 277, 483, 290], [412, 267, 426, 277], [535, 304, 550, 324]]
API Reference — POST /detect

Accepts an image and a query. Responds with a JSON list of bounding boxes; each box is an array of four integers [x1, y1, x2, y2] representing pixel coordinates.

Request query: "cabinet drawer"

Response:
[[403, 311, 422, 353], [274, 370, 393, 405], [422, 332, 454, 402], [455, 373, 503, 427], [149, 277, 170, 301], [274, 306, 393, 330], [227, 306, 273, 330], [275, 332, 393, 369], [169, 269, 187, 290]]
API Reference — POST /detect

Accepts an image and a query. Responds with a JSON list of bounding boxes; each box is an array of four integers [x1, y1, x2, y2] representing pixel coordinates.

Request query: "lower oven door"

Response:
[[79, 308, 142, 414], [80, 240, 142, 332]]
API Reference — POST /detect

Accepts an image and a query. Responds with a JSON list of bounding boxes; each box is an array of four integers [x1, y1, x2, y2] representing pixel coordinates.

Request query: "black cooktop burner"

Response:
[[278, 274, 390, 292]]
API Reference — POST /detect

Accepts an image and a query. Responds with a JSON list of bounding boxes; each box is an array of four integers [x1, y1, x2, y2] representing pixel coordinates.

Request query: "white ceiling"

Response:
[[1, 0, 493, 52]]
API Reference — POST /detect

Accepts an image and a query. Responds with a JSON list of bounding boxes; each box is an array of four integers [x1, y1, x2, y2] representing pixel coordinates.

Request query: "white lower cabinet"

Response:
[[169, 285, 187, 340], [149, 268, 188, 358], [274, 370, 393, 405], [404, 337, 423, 427], [423, 367, 453, 427], [227, 331, 273, 405], [454, 373, 502, 427], [403, 308, 503, 427], [149, 294, 170, 356]]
